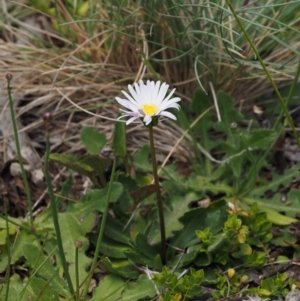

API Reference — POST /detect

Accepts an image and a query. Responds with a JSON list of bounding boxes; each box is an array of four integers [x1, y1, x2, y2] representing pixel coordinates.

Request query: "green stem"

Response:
[[148, 126, 166, 265], [6, 80, 33, 228], [225, 0, 300, 148], [44, 133, 74, 295], [4, 202, 10, 301], [82, 156, 117, 298], [75, 245, 80, 301]]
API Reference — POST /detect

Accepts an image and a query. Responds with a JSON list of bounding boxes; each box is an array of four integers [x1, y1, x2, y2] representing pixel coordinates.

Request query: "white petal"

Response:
[[159, 97, 181, 111], [126, 116, 139, 125], [159, 111, 177, 120], [143, 115, 152, 125], [161, 87, 175, 104], [115, 97, 132, 109], [122, 90, 140, 106], [128, 84, 140, 104], [155, 82, 169, 106]]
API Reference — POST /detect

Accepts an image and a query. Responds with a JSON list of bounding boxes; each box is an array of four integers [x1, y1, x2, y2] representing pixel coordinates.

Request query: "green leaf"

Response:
[[22, 243, 71, 298], [71, 183, 123, 218], [80, 127, 106, 154], [99, 236, 134, 258], [214, 91, 243, 143], [101, 257, 139, 279], [91, 275, 125, 301], [132, 145, 152, 172], [147, 191, 199, 245], [122, 275, 156, 301], [241, 197, 298, 225], [114, 119, 127, 157], [27, 277, 60, 301], [103, 215, 130, 245], [58, 213, 92, 285], [171, 201, 228, 249]]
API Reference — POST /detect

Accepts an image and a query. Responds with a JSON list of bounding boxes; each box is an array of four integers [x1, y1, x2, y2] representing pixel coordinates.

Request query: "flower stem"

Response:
[[82, 155, 117, 298], [6, 76, 33, 229], [148, 126, 166, 265], [4, 202, 11, 301], [44, 132, 74, 295], [75, 244, 80, 301]]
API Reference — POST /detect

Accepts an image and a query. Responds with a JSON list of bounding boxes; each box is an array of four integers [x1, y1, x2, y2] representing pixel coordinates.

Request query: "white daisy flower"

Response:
[[115, 80, 181, 126]]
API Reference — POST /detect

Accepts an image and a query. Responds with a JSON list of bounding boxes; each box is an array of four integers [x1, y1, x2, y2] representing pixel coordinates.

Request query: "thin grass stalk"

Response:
[[4, 202, 10, 301], [274, 58, 300, 129], [44, 120, 75, 295], [6, 74, 33, 229], [82, 155, 117, 298], [75, 242, 80, 301], [149, 126, 166, 265], [225, 1, 300, 148]]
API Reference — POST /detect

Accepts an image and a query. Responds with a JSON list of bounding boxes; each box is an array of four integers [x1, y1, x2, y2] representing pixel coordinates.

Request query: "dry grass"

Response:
[[0, 13, 193, 165]]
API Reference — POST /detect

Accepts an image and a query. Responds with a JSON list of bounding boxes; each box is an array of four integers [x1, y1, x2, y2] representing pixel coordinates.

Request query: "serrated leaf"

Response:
[[147, 192, 199, 245], [22, 243, 71, 298], [101, 257, 139, 279], [58, 213, 89, 257], [121, 275, 156, 301], [50, 153, 94, 176], [241, 129, 276, 149], [132, 145, 152, 172], [241, 197, 298, 225], [214, 91, 243, 143], [127, 184, 156, 213], [71, 183, 123, 218], [100, 236, 134, 258], [103, 215, 131, 244], [171, 201, 228, 249], [91, 275, 125, 301], [114, 119, 127, 157], [80, 127, 106, 154], [58, 213, 91, 285], [28, 277, 60, 301]]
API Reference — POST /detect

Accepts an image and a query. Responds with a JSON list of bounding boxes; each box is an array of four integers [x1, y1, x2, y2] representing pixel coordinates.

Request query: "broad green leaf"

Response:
[[50, 153, 111, 187], [171, 201, 228, 249], [71, 183, 123, 217], [22, 243, 71, 298], [185, 175, 234, 194], [240, 197, 298, 225], [80, 127, 106, 154], [79, 154, 111, 185], [91, 275, 125, 301], [0, 274, 24, 300], [50, 153, 95, 178], [214, 91, 243, 144], [121, 275, 156, 301], [114, 119, 127, 157], [104, 215, 131, 244], [147, 191, 199, 245], [132, 145, 152, 172], [128, 184, 156, 212], [58, 213, 91, 285], [240, 129, 276, 149], [27, 277, 60, 301], [100, 236, 134, 258], [101, 257, 139, 279], [59, 213, 90, 257], [0, 230, 38, 273]]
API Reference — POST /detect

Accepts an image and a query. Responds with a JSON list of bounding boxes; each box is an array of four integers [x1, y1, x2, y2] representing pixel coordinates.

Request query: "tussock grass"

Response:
[[0, 0, 299, 163]]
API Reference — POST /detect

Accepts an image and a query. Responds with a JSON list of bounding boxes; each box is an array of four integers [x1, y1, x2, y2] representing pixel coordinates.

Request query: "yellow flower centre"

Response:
[[142, 104, 158, 116]]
